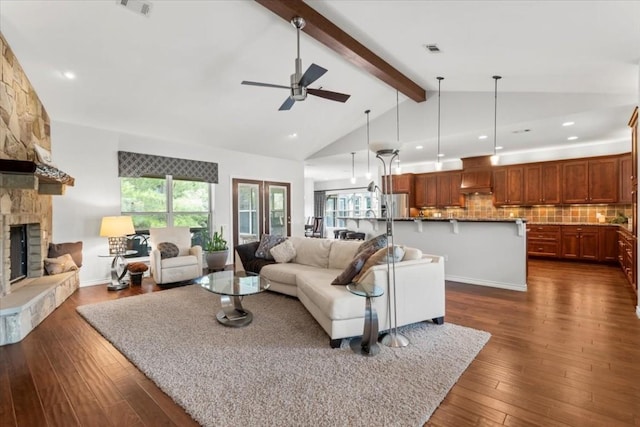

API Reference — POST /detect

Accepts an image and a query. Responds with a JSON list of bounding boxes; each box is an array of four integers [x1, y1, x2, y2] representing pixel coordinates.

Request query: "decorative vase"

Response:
[[205, 249, 229, 271], [130, 272, 143, 286]]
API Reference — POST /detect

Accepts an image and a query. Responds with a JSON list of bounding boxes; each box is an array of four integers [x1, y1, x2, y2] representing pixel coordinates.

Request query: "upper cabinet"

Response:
[[381, 173, 414, 194], [619, 154, 633, 204], [562, 157, 619, 204], [436, 172, 465, 208], [524, 163, 561, 205], [493, 166, 524, 206], [414, 174, 437, 208]]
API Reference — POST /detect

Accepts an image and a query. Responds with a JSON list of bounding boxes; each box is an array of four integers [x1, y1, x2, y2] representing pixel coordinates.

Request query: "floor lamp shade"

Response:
[[100, 216, 135, 255]]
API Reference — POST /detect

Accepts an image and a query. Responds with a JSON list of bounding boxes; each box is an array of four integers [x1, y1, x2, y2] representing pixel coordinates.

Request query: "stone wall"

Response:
[[1, 32, 52, 295]]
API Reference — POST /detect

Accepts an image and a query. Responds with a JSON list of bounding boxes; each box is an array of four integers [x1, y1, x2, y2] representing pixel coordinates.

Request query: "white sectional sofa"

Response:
[[235, 236, 445, 347]]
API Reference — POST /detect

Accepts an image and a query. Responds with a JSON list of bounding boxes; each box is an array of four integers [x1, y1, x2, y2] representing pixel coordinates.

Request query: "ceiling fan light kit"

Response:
[[240, 16, 350, 111]]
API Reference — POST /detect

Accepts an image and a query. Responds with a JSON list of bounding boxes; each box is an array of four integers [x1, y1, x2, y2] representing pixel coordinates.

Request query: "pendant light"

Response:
[[350, 151, 356, 184], [435, 76, 444, 171], [365, 109, 372, 179], [491, 75, 502, 165]]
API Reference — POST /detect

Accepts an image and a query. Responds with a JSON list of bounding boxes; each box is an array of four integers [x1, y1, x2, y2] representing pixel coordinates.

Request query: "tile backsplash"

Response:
[[419, 194, 632, 224]]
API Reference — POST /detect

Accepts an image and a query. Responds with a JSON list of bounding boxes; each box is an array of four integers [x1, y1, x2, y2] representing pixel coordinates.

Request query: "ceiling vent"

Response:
[[117, 0, 152, 17], [423, 44, 441, 53]]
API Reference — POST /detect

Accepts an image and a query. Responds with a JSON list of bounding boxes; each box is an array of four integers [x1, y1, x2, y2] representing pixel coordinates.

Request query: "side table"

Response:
[[347, 282, 384, 356], [98, 250, 137, 291]]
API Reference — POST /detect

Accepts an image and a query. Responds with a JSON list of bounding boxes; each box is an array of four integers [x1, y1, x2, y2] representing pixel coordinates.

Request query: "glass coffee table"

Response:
[[197, 270, 270, 327]]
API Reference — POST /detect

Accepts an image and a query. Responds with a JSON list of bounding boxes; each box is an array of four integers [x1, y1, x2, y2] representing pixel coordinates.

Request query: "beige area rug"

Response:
[[77, 285, 490, 427]]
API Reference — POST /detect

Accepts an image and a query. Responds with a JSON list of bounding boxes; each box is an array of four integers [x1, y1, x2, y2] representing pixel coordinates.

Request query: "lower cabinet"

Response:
[[617, 228, 637, 293], [527, 224, 618, 262]]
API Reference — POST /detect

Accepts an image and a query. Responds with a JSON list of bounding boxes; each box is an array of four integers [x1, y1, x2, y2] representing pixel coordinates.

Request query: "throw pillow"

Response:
[[44, 254, 78, 275], [270, 239, 296, 263], [402, 247, 423, 261], [48, 241, 83, 268], [158, 242, 179, 259], [331, 245, 378, 285], [358, 234, 388, 254], [353, 245, 405, 283], [255, 234, 286, 260]]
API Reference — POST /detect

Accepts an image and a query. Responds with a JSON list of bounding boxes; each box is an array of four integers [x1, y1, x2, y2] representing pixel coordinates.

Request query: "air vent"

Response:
[[423, 44, 441, 53], [117, 0, 152, 17], [512, 129, 531, 134]]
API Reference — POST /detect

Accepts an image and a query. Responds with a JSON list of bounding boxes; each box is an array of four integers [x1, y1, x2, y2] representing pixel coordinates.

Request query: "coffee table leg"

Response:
[[217, 295, 253, 327], [362, 296, 380, 355]]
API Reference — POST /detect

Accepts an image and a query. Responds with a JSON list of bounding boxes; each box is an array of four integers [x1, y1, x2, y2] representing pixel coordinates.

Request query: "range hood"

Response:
[[0, 159, 75, 195], [460, 156, 493, 194]]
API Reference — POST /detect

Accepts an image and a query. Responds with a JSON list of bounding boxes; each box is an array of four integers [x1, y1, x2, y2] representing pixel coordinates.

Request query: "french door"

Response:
[[232, 179, 291, 248]]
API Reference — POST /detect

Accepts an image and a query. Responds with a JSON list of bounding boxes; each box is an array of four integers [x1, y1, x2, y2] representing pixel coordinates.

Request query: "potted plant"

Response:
[[126, 262, 149, 286], [204, 226, 229, 271]]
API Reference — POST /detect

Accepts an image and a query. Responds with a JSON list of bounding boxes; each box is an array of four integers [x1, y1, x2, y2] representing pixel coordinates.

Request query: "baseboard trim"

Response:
[[445, 275, 527, 292]]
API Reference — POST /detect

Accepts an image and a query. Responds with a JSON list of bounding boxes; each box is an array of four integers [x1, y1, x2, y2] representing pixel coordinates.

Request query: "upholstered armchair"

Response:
[[149, 227, 203, 284]]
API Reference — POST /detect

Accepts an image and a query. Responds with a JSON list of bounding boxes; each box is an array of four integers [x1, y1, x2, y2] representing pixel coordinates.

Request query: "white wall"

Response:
[[51, 121, 305, 286]]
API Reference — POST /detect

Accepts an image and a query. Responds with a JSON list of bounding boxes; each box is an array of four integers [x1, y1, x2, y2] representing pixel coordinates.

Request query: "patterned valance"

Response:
[[118, 151, 218, 183]]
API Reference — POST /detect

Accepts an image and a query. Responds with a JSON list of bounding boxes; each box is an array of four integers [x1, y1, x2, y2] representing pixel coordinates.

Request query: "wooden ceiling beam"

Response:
[[254, 0, 427, 103]]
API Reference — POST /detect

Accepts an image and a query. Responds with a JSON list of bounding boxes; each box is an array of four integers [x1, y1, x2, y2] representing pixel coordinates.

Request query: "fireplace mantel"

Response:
[[0, 160, 75, 195]]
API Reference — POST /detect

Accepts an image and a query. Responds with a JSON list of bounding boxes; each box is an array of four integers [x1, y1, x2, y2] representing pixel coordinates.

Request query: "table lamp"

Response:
[[100, 216, 135, 255], [100, 216, 135, 291]]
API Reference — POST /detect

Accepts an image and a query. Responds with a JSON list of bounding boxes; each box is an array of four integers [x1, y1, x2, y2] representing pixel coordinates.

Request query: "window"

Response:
[[324, 191, 376, 228], [121, 176, 211, 233]]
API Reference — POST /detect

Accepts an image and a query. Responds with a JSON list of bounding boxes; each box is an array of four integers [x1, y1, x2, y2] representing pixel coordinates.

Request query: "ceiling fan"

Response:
[[241, 16, 351, 111]]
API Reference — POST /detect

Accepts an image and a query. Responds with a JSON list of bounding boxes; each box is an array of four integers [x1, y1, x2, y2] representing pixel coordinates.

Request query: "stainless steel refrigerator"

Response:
[[381, 193, 410, 218]]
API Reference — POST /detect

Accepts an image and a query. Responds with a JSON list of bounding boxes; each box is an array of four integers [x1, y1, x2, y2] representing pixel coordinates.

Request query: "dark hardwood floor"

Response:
[[1, 259, 639, 426]]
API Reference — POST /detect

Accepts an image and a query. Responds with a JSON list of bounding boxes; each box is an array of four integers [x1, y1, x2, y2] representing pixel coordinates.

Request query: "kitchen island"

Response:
[[342, 217, 527, 291]]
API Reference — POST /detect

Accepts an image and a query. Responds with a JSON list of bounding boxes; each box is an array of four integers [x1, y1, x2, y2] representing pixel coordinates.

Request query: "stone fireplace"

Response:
[[0, 32, 78, 345]]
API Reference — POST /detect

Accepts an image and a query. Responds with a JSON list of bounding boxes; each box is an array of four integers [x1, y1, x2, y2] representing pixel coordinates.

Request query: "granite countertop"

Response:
[[381, 217, 526, 223], [528, 222, 629, 227]]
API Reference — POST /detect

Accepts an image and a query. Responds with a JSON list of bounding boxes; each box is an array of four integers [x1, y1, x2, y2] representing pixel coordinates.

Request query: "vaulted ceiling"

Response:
[[1, 1, 638, 180]]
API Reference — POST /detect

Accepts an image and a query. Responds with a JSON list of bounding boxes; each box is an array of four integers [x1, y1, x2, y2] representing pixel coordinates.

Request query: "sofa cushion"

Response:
[[358, 234, 388, 253], [270, 239, 297, 263], [331, 245, 378, 285], [158, 242, 180, 259], [255, 234, 286, 260], [298, 270, 366, 320], [161, 254, 199, 268], [290, 237, 332, 268], [44, 254, 79, 275], [353, 245, 405, 282], [48, 241, 83, 268], [261, 263, 325, 286], [328, 240, 362, 270]]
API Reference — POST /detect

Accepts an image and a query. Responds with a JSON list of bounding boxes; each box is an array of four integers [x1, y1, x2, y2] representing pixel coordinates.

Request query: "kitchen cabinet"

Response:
[[414, 174, 437, 208], [436, 172, 464, 208], [618, 227, 637, 293], [562, 158, 618, 204], [619, 154, 633, 204], [526, 225, 561, 258], [560, 226, 599, 260], [493, 166, 524, 205], [598, 226, 619, 262], [382, 173, 414, 194], [524, 163, 561, 205]]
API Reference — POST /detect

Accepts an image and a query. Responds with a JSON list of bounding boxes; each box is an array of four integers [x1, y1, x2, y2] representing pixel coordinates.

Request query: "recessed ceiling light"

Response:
[[495, 146, 503, 150], [423, 44, 441, 53], [288, 133, 297, 138], [567, 136, 578, 141], [562, 121, 575, 127], [416, 145, 423, 149], [437, 153, 445, 157], [62, 71, 76, 80], [478, 135, 488, 140]]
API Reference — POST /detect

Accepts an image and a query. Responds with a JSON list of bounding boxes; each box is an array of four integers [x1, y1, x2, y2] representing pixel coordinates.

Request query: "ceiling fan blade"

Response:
[[299, 63, 327, 87], [279, 97, 296, 111], [241, 80, 290, 90], [307, 88, 351, 103]]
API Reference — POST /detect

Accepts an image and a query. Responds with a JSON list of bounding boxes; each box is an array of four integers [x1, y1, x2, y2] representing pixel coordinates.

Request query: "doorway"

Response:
[[232, 179, 291, 248]]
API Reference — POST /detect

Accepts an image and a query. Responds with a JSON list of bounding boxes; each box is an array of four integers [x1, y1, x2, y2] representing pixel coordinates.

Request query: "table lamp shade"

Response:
[[100, 216, 135, 255]]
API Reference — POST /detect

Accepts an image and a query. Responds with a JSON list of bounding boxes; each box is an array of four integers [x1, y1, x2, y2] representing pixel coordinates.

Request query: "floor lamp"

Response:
[[372, 147, 409, 348]]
